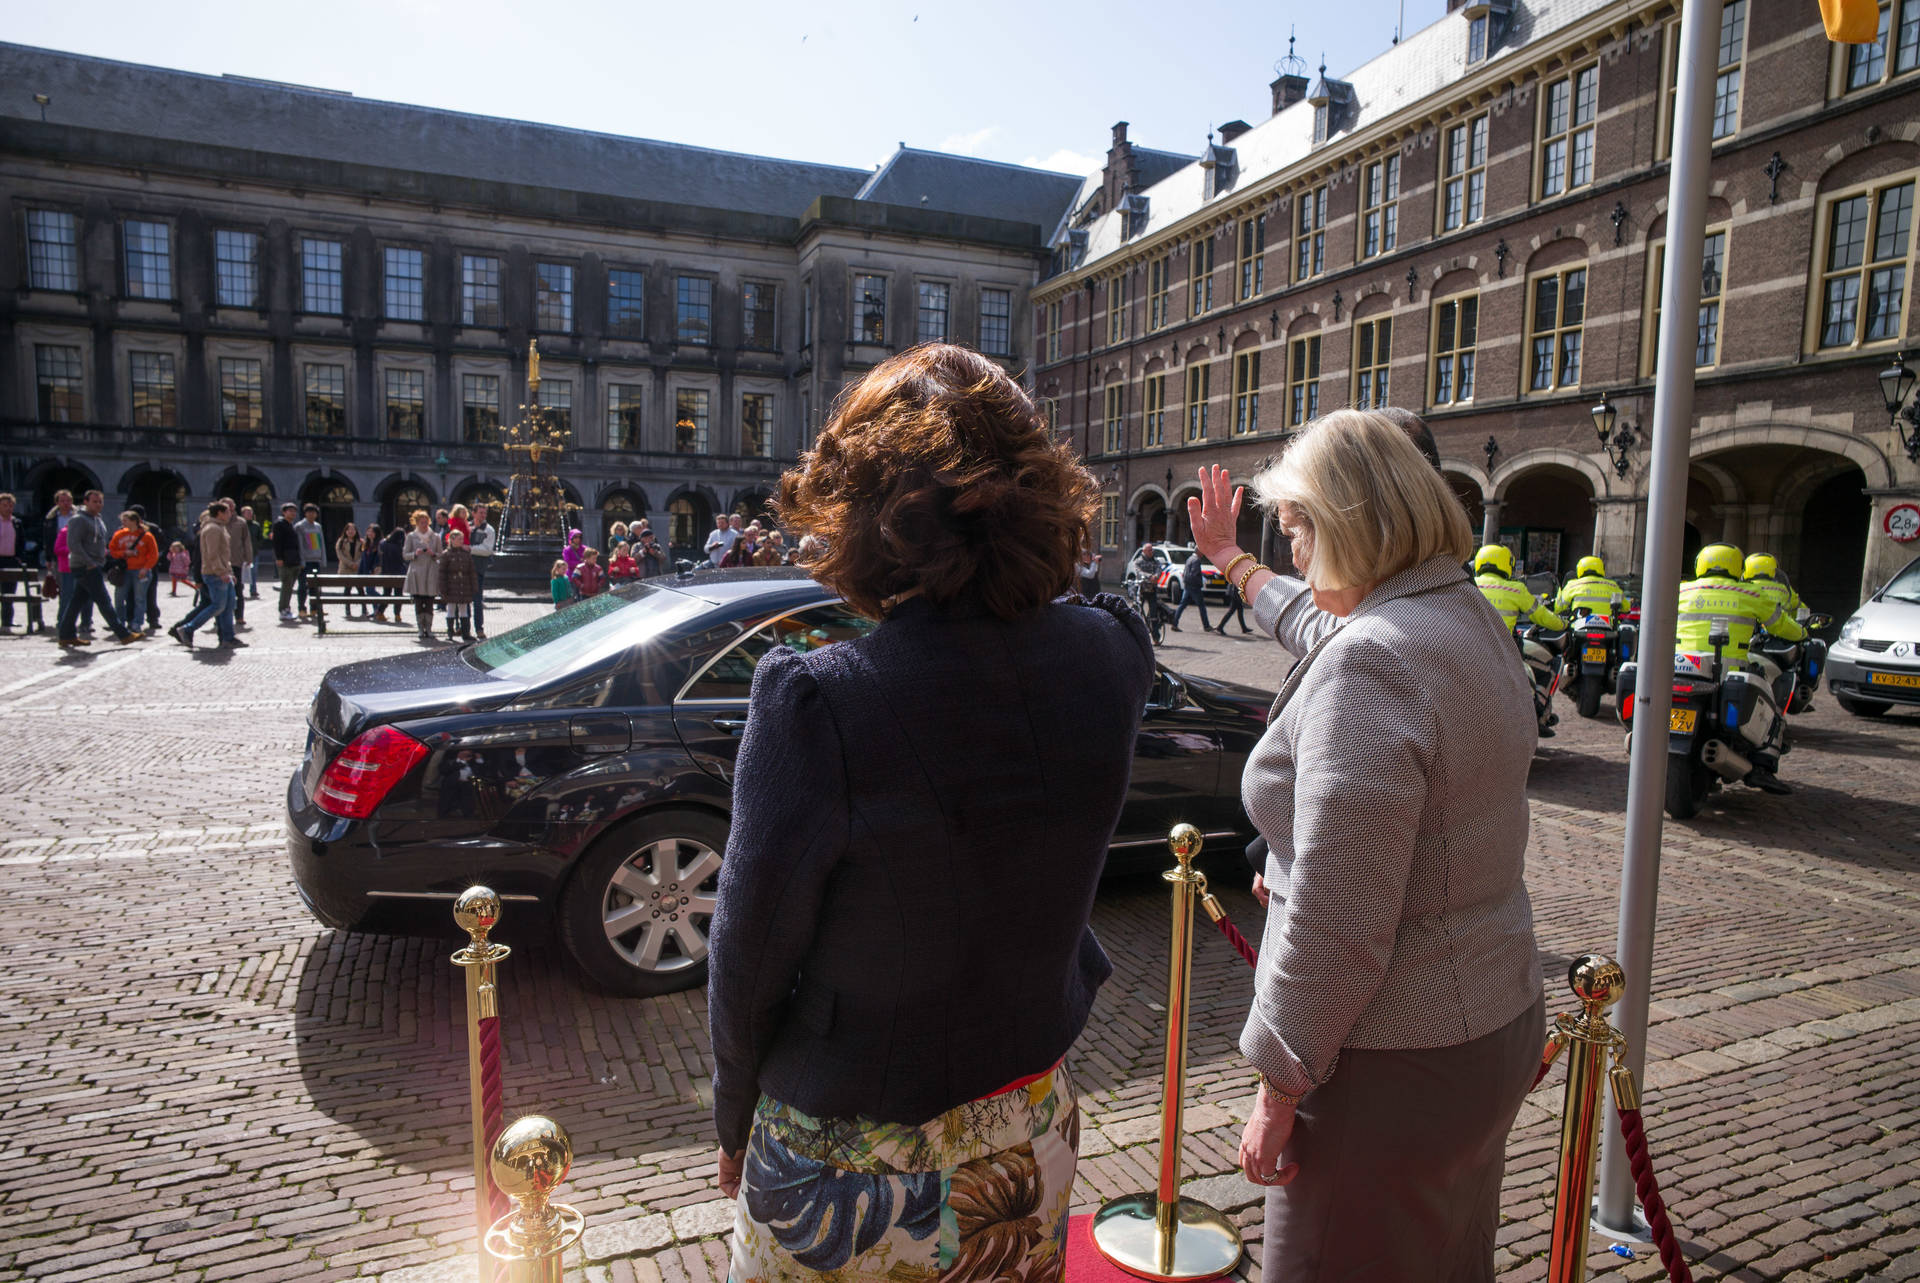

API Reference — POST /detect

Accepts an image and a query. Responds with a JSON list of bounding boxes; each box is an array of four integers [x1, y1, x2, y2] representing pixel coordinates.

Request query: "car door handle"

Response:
[[711, 717, 748, 735]]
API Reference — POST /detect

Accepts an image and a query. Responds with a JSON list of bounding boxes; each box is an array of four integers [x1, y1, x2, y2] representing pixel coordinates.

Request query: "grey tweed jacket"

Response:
[[1239, 555, 1542, 1097]]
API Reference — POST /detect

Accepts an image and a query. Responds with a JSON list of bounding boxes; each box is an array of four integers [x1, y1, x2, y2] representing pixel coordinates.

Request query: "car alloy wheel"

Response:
[[601, 837, 721, 974], [560, 808, 731, 997]]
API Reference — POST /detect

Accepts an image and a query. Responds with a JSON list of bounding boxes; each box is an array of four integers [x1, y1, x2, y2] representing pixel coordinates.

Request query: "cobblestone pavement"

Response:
[[1, 599, 1916, 1283]]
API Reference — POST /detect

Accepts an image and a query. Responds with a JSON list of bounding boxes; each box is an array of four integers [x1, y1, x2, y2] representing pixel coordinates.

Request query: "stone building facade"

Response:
[[1034, 0, 1920, 615], [0, 45, 1081, 561]]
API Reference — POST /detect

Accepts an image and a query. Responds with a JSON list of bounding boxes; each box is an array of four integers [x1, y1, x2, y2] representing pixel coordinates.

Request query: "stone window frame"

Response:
[[1428, 290, 1480, 407], [1147, 254, 1172, 331], [1143, 370, 1168, 448], [302, 359, 350, 437], [1535, 62, 1598, 201], [1522, 263, 1590, 394], [916, 278, 952, 344], [461, 253, 505, 328], [676, 274, 716, 346], [24, 207, 81, 292], [1189, 236, 1216, 317], [851, 271, 888, 345], [123, 216, 175, 301], [740, 389, 776, 459], [1828, 0, 1920, 99], [1232, 348, 1261, 436], [1294, 185, 1328, 283], [1359, 156, 1400, 261], [674, 384, 714, 454], [1100, 492, 1122, 551], [128, 348, 179, 428], [535, 260, 576, 335], [1103, 382, 1126, 454], [214, 228, 262, 310], [383, 245, 427, 322], [383, 366, 427, 441], [1287, 333, 1322, 427], [605, 378, 647, 451], [1185, 359, 1211, 442], [979, 286, 1013, 357], [1104, 274, 1129, 346], [1353, 315, 1393, 410], [34, 341, 86, 423], [300, 236, 344, 316], [1657, 6, 1750, 159], [607, 267, 647, 340], [1045, 299, 1062, 362], [218, 354, 268, 433], [1644, 224, 1732, 376], [1439, 114, 1489, 234], [1804, 173, 1916, 355], [741, 280, 780, 352], [1237, 214, 1267, 301]]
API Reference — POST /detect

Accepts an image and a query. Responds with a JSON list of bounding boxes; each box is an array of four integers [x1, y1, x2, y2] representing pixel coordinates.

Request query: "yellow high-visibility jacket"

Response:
[[1476, 573, 1565, 631], [1743, 575, 1803, 620], [1553, 573, 1629, 620], [1675, 575, 1806, 661]]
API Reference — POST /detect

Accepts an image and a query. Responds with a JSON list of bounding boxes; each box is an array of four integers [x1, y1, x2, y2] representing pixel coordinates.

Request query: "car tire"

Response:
[[1834, 691, 1892, 718], [559, 808, 730, 997]]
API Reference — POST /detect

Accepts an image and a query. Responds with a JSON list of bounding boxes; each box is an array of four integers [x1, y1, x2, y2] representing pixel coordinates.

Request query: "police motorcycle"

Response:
[[1746, 617, 1833, 716], [1123, 571, 1170, 646], [1516, 621, 1567, 737], [1616, 622, 1801, 820], [1564, 608, 1637, 719]]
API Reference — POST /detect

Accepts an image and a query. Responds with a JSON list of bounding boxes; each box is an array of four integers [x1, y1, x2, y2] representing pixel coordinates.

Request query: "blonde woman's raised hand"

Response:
[[1188, 465, 1246, 567]]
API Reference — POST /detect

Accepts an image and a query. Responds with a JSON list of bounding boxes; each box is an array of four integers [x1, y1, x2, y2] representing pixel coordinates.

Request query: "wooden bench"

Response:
[[0, 565, 47, 634], [309, 574, 408, 636]]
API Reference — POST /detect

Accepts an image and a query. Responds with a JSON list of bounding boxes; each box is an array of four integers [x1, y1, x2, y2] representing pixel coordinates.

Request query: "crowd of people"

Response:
[[546, 512, 809, 610]]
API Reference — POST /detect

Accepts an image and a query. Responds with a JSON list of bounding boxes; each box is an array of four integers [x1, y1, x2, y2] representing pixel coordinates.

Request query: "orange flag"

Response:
[[1819, 0, 1882, 42]]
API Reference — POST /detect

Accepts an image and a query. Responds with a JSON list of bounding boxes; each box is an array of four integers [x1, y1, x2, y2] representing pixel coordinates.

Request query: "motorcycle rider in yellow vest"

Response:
[[1474, 544, 1566, 630], [1742, 551, 1818, 712], [1475, 544, 1566, 735], [1553, 555, 1630, 620], [1677, 544, 1805, 662]]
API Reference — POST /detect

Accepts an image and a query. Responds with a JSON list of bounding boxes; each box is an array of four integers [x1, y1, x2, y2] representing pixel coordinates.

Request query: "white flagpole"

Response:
[[1594, 0, 1724, 1235]]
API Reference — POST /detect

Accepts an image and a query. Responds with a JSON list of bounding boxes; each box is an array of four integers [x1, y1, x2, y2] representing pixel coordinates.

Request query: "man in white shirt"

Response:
[[704, 515, 739, 567]]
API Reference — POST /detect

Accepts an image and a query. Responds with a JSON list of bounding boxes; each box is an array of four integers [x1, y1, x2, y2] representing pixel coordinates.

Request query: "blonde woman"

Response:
[[1187, 410, 1544, 1281], [402, 509, 442, 640]]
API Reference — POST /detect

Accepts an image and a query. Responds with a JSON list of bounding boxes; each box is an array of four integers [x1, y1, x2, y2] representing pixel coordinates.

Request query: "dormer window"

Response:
[[1122, 193, 1151, 240], [1202, 142, 1239, 200], [1307, 65, 1356, 145], [1461, 0, 1513, 66]]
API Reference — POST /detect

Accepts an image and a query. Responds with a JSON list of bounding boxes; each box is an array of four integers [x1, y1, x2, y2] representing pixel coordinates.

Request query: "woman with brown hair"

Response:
[[708, 344, 1155, 1283]]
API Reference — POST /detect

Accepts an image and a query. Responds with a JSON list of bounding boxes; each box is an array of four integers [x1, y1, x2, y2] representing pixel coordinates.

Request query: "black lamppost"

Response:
[[1876, 352, 1920, 462], [1590, 392, 1638, 478]]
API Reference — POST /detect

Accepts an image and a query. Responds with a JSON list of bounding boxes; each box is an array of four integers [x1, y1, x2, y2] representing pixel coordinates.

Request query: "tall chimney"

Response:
[[1270, 74, 1309, 116], [1102, 121, 1137, 212]]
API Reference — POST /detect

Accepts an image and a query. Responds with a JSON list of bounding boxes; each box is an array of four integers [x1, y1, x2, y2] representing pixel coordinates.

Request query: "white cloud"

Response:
[[937, 126, 1000, 155], [1022, 148, 1103, 177]]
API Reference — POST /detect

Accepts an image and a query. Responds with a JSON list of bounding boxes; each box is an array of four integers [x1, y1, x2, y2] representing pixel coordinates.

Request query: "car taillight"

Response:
[[1672, 683, 1694, 694], [315, 725, 429, 819]]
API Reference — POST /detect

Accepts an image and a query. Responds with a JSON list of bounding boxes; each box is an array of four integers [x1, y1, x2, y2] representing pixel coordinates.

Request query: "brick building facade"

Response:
[[1034, 0, 1920, 615], [0, 44, 1081, 562]]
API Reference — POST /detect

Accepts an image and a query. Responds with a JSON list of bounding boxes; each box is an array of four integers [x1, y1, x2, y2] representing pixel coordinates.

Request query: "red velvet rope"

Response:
[[478, 1013, 509, 1277], [1618, 1107, 1693, 1283], [1206, 910, 1687, 1281], [1211, 912, 1261, 969]]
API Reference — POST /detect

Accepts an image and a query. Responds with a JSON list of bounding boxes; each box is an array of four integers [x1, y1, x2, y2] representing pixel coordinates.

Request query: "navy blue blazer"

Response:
[[707, 592, 1154, 1151]]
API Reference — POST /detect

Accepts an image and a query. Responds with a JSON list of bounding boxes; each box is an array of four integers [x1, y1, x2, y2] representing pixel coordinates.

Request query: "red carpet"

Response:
[[1066, 1213, 1140, 1283]]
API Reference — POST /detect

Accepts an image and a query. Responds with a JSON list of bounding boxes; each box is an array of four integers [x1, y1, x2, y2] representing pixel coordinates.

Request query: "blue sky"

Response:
[[6, 0, 1449, 176]]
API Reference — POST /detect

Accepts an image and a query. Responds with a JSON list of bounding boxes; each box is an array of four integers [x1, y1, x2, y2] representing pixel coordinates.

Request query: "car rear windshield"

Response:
[[467, 584, 711, 683]]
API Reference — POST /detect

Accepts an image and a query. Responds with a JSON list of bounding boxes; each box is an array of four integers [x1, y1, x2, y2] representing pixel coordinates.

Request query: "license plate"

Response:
[[1670, 708, 1697, 733], [1868, 671, 1920, 688], [1584, 646, 1607, 662]]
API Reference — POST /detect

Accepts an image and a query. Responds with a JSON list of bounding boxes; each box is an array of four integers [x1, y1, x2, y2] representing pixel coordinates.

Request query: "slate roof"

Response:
[[856, 148, 1087, 233], [0, 43, 880, 221], [1065, 0, 1612, 268]]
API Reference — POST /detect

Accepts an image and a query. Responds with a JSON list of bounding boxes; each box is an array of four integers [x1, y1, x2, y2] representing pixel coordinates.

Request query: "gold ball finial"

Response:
[[1168, 823, 1203, 864], [1567, 953, 1626, 1009], [454, 885, 502, 941], [490, 1115, 573, 1199]]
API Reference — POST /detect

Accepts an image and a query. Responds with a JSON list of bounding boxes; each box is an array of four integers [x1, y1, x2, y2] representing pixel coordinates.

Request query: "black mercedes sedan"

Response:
[[288, 568, 1274, 997]]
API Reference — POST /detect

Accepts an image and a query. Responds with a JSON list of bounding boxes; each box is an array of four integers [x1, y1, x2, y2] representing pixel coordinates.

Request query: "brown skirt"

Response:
[[1261, 992, 1546, 1283]]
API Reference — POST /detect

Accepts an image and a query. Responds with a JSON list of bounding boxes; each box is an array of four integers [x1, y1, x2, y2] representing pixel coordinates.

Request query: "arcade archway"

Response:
[[1496, 462, 1597, 580]]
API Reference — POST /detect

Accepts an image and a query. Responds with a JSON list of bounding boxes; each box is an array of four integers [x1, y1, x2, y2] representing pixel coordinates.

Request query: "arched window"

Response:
[[384, 484, 436, 532]]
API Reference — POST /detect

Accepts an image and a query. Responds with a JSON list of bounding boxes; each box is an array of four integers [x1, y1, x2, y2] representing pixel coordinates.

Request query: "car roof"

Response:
[[662, 565, 824, 607]]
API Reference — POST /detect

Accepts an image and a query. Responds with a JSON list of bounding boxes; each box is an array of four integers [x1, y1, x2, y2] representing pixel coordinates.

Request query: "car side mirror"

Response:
[[1805, 612, 1833, 631], [1145, 670, 1185, 711]]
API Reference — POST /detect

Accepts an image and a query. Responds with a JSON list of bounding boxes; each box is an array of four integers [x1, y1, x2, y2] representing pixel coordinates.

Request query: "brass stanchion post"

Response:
[[1091, 825, 1244, 1281], [454, 887, 512, 1282], [1546, 954, 1628, 1283], [485, 1116, 586, 1283]]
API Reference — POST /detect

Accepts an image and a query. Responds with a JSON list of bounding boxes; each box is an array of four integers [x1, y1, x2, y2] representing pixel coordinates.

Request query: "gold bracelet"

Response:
[[1220, 551, 1256, 584], [1256, 1072, 1305, 1108], [1234, 561, 1268, 604]]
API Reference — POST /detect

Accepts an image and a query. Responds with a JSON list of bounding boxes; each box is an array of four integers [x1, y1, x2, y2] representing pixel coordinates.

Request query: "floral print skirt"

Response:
[[729, 1063, 1079, 1283]]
